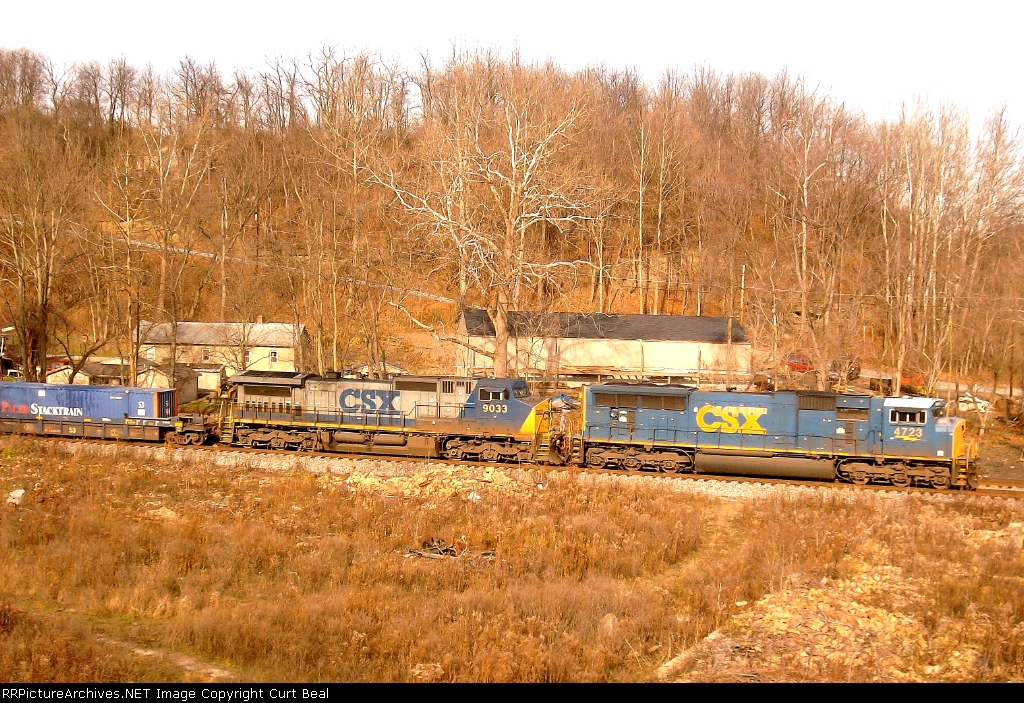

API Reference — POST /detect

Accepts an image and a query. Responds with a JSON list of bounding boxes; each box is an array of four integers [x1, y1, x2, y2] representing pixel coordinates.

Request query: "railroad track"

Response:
[[13, 434, 1023, 501], [977, 477, 1024, 490]]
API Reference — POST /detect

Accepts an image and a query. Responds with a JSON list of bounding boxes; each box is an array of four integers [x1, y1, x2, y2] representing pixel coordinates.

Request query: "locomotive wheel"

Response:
[[269, 436, 286, 450], [623, 457, 641, 470], [851, 471, 869, 485], [586, 452, 604, 467], [479, 448, 499, 462], [891, 472, 910, 487], [189, 433, 204, 445], [930, 473, 950, 489], [660, 460, 677, 473]]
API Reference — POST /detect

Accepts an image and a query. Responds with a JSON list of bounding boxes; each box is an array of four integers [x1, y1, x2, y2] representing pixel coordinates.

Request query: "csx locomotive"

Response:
[[0, 371, 978, 489], [579, 383, 975, 489]]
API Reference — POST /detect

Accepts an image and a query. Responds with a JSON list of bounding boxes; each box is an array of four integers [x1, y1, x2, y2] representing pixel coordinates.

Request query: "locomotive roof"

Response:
[[228, 370, 316, 387], [596, 382, 697, 391], [883, 396, 939, 408], [595, 382, 696, 393], [462, 309, 750, 343], [141, 321, 303, 347], [592, 384, 874, 400]]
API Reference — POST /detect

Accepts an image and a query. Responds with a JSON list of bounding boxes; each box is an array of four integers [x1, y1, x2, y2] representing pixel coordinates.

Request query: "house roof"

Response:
[[140, 322, 303, 347], [78, 360, 196, 381], [460, 309, 750, 344], [190, 363, 226, 372], [228, 370, 316, 387]]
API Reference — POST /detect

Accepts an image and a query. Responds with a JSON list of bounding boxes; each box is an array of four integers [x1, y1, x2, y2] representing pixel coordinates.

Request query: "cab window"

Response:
[[890, 409, 926, 425], [512, 385, 530, 399], [480, 388, 510, 401]]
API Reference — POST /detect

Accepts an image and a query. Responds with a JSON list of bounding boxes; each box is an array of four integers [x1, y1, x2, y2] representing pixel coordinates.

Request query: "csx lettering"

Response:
[[339, 390, 399, 412], [696, 405, 768, 434]]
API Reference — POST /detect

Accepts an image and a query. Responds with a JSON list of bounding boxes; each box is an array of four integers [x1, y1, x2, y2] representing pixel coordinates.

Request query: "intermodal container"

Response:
[[0, 382, 178, 422]]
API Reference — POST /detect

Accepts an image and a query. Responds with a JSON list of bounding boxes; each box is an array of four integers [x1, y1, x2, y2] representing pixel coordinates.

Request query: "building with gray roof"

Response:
[[456, 309, 751, 381]]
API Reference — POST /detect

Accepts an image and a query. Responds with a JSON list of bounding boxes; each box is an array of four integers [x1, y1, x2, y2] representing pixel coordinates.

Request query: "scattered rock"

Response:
[[599, 613, 619, 635], [409, 662, 444, 682], [655, 629, 724, 680], [966, 525, 1024, 550], [6, 489, 25, 507], [673, 564, 988, 682]]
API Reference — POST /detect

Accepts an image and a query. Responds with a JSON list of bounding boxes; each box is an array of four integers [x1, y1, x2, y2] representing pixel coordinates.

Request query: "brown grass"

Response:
[[0, 437, 1022, 682]]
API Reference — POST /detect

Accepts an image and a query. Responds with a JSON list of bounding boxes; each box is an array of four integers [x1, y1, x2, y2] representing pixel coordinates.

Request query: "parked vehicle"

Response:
[[828, 356, 862, 383], [958, 393, 991, 414], [783, 351, 815, 373]]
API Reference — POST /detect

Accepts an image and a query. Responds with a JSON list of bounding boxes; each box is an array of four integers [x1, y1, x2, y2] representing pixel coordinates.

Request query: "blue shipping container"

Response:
[[0, 382, 177, 422]]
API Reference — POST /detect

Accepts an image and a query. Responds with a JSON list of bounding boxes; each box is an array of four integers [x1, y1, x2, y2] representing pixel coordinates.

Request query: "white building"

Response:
[[455, 309, 751, 381], [139, 321, 307, 382]]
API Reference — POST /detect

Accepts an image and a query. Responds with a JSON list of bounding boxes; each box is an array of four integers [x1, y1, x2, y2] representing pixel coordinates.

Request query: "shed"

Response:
[[191, 363, 227, 394], [455, 309, 751, 380]]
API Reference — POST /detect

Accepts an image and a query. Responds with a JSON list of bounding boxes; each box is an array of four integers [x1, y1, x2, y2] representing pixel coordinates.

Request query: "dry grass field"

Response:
[[0, 437, 1022, 682]]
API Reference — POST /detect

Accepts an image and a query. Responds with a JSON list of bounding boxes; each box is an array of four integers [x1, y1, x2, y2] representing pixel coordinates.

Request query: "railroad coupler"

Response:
[[170, 413, 215, 446]]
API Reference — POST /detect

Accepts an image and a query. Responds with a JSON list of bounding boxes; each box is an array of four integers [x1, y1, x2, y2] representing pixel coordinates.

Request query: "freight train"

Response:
[[0, 372, 978, 489]]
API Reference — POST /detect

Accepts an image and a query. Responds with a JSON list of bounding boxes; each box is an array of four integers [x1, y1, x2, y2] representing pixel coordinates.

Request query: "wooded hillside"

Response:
[[1, 47, 1021, 391]]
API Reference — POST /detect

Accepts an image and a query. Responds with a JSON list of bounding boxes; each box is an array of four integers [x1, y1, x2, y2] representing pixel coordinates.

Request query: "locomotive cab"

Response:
[[881, 397, 954, 458], [879, 396, 972, 488]]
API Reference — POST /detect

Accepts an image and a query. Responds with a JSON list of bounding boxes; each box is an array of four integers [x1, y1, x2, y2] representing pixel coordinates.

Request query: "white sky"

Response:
[[3, 0, 1021, 126]]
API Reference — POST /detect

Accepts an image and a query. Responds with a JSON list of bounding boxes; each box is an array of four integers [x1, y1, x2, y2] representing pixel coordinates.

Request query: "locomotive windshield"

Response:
[[513, 385, 530, 399]]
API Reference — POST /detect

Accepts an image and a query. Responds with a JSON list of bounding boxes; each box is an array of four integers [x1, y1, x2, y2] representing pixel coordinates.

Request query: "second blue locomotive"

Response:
[[578, 383, 973, 488]]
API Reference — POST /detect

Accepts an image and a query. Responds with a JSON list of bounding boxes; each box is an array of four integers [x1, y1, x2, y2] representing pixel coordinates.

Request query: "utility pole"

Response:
[[739, 264, 746, 325], [131, 301, 140, 387]]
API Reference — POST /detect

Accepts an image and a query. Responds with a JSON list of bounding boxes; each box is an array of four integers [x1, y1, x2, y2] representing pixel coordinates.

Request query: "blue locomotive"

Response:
[[578, 384, 975, 488], [222, 370, 555, 461]]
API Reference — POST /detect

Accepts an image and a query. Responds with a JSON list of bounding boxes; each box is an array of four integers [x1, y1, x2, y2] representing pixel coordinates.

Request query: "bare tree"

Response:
[[0, 118, 85, 380]]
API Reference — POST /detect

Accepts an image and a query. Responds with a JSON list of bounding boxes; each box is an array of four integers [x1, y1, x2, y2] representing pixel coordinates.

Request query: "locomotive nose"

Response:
[[950, 417, 968, 460]]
